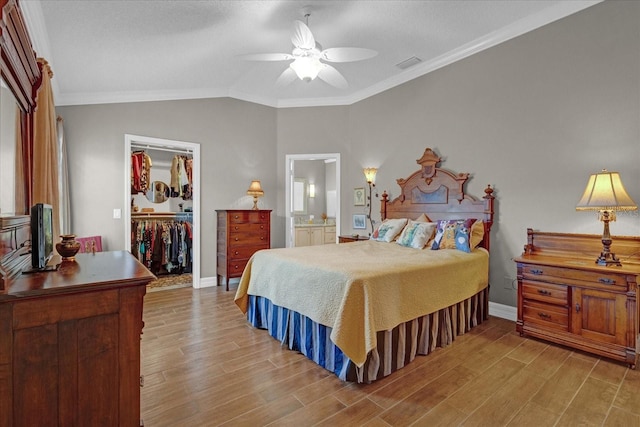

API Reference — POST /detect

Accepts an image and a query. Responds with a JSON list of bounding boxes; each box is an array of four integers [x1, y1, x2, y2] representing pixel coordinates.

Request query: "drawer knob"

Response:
[[530, 269, 543, 275], [537, 289, 551, 296], [538, 312, 551, 320], [234, 251, 239, 255], [598, 278, 616, 285], [235, 237, 239, 241], [575, 303, 581, 313], [234, 265, 240, 269], [234, 215, 239, 219], [235, 226, 239, 230], [261, 237, 264, 240]]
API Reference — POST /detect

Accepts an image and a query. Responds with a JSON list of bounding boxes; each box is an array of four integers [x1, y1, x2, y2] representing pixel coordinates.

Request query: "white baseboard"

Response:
[[198, 276, 217, 288], [488, 302, 517, 322]]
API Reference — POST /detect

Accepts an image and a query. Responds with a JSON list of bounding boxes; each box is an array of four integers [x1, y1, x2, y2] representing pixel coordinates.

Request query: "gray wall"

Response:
[[58, 1, 640, 307], [59, 98, 277, 277]]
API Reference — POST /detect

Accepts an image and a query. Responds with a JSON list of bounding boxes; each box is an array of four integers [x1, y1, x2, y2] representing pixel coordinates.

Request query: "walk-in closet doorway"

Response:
[[124, 134, 201, 288]]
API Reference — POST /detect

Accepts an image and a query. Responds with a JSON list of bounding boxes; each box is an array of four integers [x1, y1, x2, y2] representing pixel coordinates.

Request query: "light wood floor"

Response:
[[140, 286, 640, 426]]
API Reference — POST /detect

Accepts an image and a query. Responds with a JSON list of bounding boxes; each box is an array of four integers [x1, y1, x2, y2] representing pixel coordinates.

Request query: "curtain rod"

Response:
[[130, 144, 192, 155]]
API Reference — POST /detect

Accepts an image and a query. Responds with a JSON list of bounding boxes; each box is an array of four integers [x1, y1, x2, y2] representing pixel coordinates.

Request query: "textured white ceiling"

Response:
[[21, 0, 600, 108]]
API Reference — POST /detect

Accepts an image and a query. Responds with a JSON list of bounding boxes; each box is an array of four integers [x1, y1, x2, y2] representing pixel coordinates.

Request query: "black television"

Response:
[[30, 203, 54, 270]]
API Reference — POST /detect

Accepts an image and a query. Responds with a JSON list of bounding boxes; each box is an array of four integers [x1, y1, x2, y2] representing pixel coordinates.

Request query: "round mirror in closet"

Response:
[[145, 181, 170, 203]]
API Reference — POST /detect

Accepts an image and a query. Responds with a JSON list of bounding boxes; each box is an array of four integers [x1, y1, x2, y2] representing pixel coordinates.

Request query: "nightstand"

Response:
[[338, 235, 369, 243]]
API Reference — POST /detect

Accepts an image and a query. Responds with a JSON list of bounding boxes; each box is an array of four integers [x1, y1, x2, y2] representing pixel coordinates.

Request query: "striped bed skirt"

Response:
[[246, 286, 489, 383]]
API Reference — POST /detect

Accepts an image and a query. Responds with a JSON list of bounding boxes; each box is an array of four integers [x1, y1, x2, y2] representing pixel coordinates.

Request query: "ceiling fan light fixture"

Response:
[[290, 57, 323, 82]]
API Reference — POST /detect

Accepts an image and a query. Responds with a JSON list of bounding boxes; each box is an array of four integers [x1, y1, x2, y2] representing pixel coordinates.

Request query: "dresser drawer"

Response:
[[522, 264, 627, 291], [228, 232, 269, 246], [523, 300, 568, 331], [228, 211, 269, 224], [228, 223, 268, 233], [228, 245, 268, 261], [521, 280, 567, 306], [227, 259, 250, 278]]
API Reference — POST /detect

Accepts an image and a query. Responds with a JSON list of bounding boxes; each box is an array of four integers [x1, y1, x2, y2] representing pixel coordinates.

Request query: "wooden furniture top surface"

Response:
[[514, 228, 640, 274], [216, 209, 272, 213], [380, 148, 495, 250], [1, 250, 156, 301]]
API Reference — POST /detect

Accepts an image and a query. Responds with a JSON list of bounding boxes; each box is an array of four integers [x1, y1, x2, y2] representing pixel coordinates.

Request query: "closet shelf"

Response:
[[131, 212, 192, 219]]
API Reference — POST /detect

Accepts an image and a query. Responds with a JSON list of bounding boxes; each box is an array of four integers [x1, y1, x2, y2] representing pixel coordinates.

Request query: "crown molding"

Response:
[[22, 0, 601, 109]]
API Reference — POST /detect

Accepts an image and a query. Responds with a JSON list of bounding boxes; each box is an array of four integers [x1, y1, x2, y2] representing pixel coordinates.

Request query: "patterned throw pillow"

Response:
[[396, 221, 437, 249], [371, 218, 408, 242], [431, 219, 477, 252], [414, 213, 432, 223]]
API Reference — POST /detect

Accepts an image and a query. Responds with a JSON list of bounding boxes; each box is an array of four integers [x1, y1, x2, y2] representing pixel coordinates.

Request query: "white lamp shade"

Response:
[[363, 167, 377, 184], [247, 180, 264, 196], [576, 170, 637, 211]]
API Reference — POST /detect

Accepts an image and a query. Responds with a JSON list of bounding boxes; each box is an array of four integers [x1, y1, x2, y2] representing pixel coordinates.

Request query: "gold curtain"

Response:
[[32, 58, 60, 243]]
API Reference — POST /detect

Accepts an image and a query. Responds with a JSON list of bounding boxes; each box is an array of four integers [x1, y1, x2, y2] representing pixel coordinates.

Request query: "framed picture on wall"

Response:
[[353, 214, 366, 229], [354, 188, 365, 206]]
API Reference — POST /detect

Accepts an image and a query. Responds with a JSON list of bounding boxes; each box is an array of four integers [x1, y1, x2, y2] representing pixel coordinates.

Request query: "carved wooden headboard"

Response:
[[380, 148, 495, 250]]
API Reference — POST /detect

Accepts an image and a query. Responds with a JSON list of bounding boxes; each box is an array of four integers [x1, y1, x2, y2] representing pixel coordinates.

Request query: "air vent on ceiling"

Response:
[[395, 56, 422, 70]]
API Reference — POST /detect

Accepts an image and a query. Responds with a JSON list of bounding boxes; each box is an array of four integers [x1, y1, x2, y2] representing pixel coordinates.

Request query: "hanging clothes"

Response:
[[169, 154, 193, 200], [131, 151, 152, 193], [131, 216, 193, 275]]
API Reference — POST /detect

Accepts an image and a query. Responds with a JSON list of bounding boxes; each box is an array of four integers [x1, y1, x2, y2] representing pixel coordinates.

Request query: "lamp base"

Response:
[[251, 196, 259, 210], [596, 252, 621, 267]]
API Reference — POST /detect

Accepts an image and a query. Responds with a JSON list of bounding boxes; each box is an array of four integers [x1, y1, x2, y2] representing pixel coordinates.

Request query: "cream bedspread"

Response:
[[234, 240, 488, 367]]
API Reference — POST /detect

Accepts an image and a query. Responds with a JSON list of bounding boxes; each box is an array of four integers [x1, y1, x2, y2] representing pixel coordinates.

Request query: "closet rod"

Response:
[[131, 144, 192, 155]]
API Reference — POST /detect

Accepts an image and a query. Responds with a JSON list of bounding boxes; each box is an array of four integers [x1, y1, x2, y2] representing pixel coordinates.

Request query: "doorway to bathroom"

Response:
[[285, 153, 341, 248]]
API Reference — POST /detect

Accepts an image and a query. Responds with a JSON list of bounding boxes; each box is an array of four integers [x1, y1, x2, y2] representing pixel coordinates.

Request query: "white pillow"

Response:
[[396, 220, 437, 249], [371, 218, 408, 242]]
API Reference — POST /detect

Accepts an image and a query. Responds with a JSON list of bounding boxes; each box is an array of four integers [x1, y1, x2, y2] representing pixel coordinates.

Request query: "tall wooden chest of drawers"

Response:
[[216, 210, 271, 291], [515, 229, 640, 368]]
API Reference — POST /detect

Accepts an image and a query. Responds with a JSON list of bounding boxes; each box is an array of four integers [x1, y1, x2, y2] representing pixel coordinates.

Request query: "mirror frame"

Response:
[[0, 0, 40, 113]]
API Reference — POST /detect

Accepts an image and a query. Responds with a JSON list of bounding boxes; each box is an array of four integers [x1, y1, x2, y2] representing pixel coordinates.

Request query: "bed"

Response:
[[235, 148, 495, 383]]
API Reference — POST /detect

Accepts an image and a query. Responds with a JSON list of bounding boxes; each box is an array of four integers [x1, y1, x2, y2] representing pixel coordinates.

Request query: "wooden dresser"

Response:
[[515, 229, 640, 368], [0, 214, 31, 290], [216, 210, 271, 291], [0, 251, 155, 427]]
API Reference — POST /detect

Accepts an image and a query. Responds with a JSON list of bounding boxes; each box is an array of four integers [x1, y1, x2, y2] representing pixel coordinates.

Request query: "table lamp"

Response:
[[576, 170, 637, 266], [247, 180, 264, 210]]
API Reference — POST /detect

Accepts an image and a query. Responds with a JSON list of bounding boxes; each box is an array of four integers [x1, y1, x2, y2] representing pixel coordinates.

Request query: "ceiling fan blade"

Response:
[[276, 67, 297, 87], [317, 64, 348, 89], [291, 20, 315, 50], [321, 47, 378, 63], [237, 53, 294, 61]]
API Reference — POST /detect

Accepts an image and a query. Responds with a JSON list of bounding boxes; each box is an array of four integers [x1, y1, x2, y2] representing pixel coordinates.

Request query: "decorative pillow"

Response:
[[470, 221, 485, 249], [371, 218, 408, 242], [431, 219, 477, 252], [414, 213, 432, 223], [396, 221, 437, 249]]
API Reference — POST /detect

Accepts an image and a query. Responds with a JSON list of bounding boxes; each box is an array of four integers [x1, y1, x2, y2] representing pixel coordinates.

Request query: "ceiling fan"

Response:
[[239, 14, 377, 89]]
